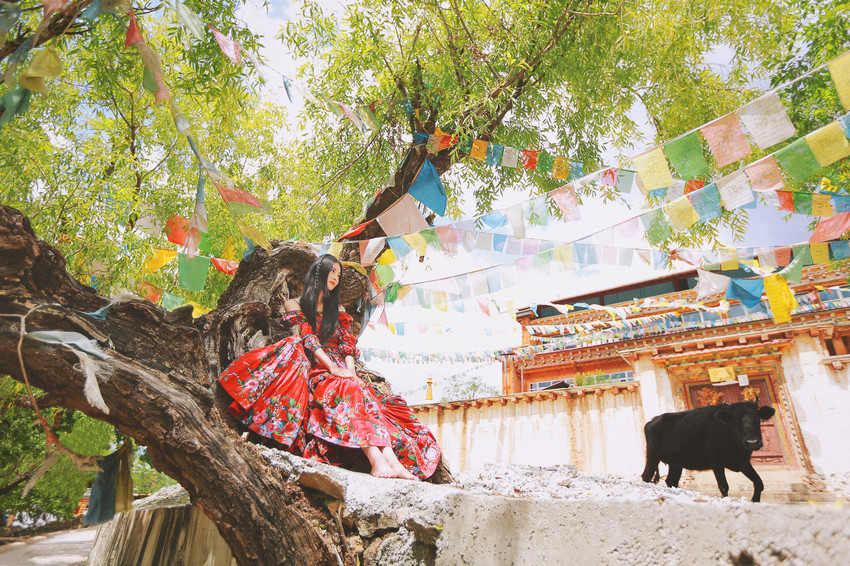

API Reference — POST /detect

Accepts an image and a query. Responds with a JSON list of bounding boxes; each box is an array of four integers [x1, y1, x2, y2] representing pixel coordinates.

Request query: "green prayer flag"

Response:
[[420, 228, 443, 250], [775, 138, 820, 182], [177, 253, 211, 292], [640, 209, 673, 246], [385, 282, 402, 303], [374, 263, 394, 286], [161, 292, 186, 310], [0, 85, 32, 128], [457, 136, 474, 153], [142, 67, 160, 93], [664, 132, 710, 179], [792, 193, 813, 216], [537, 154, 555, 174], [779, 244, 812, 283], [198, 231, 213, 254]]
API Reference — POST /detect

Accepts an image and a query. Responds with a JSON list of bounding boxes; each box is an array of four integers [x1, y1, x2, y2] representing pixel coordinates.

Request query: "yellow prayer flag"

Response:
[[708, 366, 736, 383], [435, 291, 447, 312], [340, 261, 368, 277], [234, 220, 271, 250], [763, 273, 798, 324], [327, 242, 343, 258], [388, 323, 396, 334], [402, 232, 428, 258], [144, 248, 178, 271], [19, 46, 63, 93], [720, 248, 738, 271], [812, 194, 834, 218], [552, 157, 569, 180], [188, 301, 211, 317], [552, 244, 573, 265], [397, 285, 413, 300], [377, 249, 396, 265], [631, 148, 673, 192], [828, 50, 850, 110], [664, 197, 700, 231], [805, 121, 850, 167], [470, 140, 488, 160], [810, 242, 830, 264]]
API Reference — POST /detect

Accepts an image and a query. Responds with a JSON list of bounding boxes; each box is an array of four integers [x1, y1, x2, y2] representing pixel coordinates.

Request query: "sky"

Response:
[[233, 0, 816, 402]]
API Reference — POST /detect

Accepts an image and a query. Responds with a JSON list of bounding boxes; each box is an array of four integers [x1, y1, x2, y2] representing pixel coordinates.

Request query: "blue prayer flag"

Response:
[[408, 158, 447, 216]]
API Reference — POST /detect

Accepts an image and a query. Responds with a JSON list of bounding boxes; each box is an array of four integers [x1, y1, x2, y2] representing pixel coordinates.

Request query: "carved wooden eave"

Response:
[[650, 338, 792, 370]]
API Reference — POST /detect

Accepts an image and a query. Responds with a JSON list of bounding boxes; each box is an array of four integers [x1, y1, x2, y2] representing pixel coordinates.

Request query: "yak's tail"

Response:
[[651, 467, 659, 483]]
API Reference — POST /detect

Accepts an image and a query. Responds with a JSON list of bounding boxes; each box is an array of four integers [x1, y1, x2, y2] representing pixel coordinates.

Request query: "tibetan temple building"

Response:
[[413, 264, 850, 502]]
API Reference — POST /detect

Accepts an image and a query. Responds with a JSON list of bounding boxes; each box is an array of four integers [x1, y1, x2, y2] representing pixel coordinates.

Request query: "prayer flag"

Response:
[[374, 263, 394, 286], [0, 5, 22, 34], [376, 248, 396, 265], [402, 232, 428, 258], [550, 184, 580, 220], [138, 282, 162, 303], [716, 170, 755, 209], [719, 248, 738, 271], [775, 246, 792, 266], [177, 253, 211, 292], [486, 143, 504, 166], [19, 46, 62, 93], [501, 147, 519, 168], [215, 183, 271, 215], [166, 214, 189, 246], [805, 121, 850, 167], [386, 236, 410, 258], [810, 212, 850, 243], [828, 51, 850, 110], [234, 219, 271, 250], [504, 204, 525, 239], [744, 157, 785, 192], [553, 244, 574, 266], [209, 25, 242, 65], [810, 242, 830, 264], [339, 220, 371, 240], [700, 113, 751, 167], [667, 180, 686, 201], [776, 191, 795, 212], [408, 159, 447, 216], [688, 184, 723, 221], [831, 241, 850, 259], [725, 278, 764, 308], [144, 248, 178, 271], [735, 92, 796, 149], [175, 0, 205, 39], [792, 193, 812, 215], [640, 209, 672, 246], [569, 161, 584, 180], [695, 268, 730, 299], [812, 194, 834, 217], [376, 194, 428, 236], [212, 258, 239, 275], [551, 157, 569, 179], [522, 150, 539, 170], [663, 132, 709, 179], [601, 168, 618, 187], [161, 292, 186, 311], [537, 153, 555, 174], [631, 147, 673, 191], [470, 139, 488, 160], [617, 169, 635, 193], [775, 138, 820, 182], [763, 273, 798, 324], [124, 11, 144, 49], [664, 196, 700, 231]]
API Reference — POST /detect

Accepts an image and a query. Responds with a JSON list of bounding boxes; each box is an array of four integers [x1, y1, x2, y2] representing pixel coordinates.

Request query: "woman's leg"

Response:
[[381, 447, 418, 480], [361, 446, 418, 480]]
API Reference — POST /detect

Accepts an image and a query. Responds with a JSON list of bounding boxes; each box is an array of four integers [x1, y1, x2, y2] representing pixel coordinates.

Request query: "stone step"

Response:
[[681, 481, 839, 505]]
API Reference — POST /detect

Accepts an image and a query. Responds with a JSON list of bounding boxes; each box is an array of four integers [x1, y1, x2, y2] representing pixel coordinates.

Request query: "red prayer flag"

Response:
[[775, 246, 792, 266], [338, 220, 372, 241], [43, 0, 66, 16], [522, 149, 539, 170], [209, 25, 242, 65], [125, 12, 144, 49], [777, 191, 795, 212], [215, 183, 262, 208], [138, 282, 162, 303], [601, 168, 618, 187], [810, 212, 850, 243], [685, 179, 705, 194], [212, 257, 240, 275], [166, 214, 189, 246]]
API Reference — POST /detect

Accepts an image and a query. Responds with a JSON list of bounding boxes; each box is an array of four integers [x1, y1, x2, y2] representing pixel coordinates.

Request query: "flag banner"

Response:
[[386, 235, 411, 258], [810, 212, 850, 243], [640, 208, 674, 246], [403, 232, 428, 257], [138, 282, 162, 303], [667, 180, 687, 201], [836, 196, 850, 213], [700, 113, 751, 167], [524, 195, 550, 226], [828, 51, 850, 110], [374, 263, 394, 286], [549, 183, 581, 220], [376, 194, 429, 236], [19, 46, 62, 93], [408, 159, 447, 215], [664, 196, 701, 231], [631, 147, 673, 191], [481, 210, 508, 229], [376, 248, 396, 265], [234, 219, 271, 250], [177, 253, 211, 292], [725, 277, 765, 308], [615, 217, 640, 238], [811, 194, 834, 217], [719, 247, 739, 270], [552, 156, 569, 179], [501, 146, 519, 168], [212, 257, 239, 275], [775, 138, 820, 182], [735, 92, 796, 149], [688, 184, 723, 222], [537, 153, 555, 174], [617, 169, 635, 193], [756, 246, 777, 267], [209, 25, 242, 65], [805, 121, 850, 167], [792, 192, 813, 215], [161, 292, 186, 311], [716, 170, 755, 209], [810, 242, 830, 264], [601, 167, 618, 187], [175, 0, 205, 39], [435, 225, 460, 249], [504, 204, 525, 239], [522, 149, 539, 170], [775, 246, 792, 266], [470, 139, 488, 160], [744, 157, 785, 192], [215, 183, 271, 215], [831, 241, 850, 259], [166, 214, 189, 246], [361, 237, 385, 265], [776, 191, 795, 212], [124, 11, 144, 49], [779, 244, 811, 283], [663, 131, 710, 179], [420, 228, 443, 251], [695, 268, 731, 299], [486, 142, 504, 166], [144, 247, 178, 271], [475, 231, 493, 252], [574, 243, 599, 266], [763, 273, 798, 324]]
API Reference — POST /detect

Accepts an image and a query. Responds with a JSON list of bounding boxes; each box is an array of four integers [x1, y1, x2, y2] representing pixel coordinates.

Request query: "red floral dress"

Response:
[[219, 310, 441, 479]]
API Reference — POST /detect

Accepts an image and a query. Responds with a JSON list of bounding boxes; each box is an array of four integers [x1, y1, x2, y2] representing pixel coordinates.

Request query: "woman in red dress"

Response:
[[219, 254, 441, 480]]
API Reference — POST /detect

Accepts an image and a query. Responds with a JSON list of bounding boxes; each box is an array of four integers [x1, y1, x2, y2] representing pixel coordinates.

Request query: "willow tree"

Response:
[[0, 0, 798, 564]]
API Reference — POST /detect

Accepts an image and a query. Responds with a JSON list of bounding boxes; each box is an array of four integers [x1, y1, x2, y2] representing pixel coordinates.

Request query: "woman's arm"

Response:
[[344, 355, 366, 385], [313, 347, 357, 379], [284, 298, 300, 312]]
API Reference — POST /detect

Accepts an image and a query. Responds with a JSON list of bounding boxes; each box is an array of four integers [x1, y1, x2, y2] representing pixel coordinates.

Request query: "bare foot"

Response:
[[382, 447, 419, 481], [370, 461, 396, 478]]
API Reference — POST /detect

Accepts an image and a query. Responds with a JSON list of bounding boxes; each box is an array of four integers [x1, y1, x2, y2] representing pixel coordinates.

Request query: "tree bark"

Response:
[[0, 205, 450, 565]]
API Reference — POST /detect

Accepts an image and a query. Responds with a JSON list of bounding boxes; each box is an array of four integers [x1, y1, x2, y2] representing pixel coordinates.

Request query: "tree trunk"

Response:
[[0, 205, 451, 565]]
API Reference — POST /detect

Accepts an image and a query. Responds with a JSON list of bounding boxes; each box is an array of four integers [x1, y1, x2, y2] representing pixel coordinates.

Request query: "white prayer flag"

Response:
[[362, 237, 385, 265], [504, 204, 525, 238], [376, 194, 429, 236], [501, 147, 519, 168], [695, 268, 731, 299], [716, 170, 755, 209], [757, 246, 777, 268], [736, 92, 796, 150]]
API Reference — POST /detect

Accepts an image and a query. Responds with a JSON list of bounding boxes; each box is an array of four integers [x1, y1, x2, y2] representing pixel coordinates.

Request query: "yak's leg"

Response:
[[642, 453, 661, 483], [665, 465, 682, 488], [741, 462, 765, 502], [713, 467, 730, 497]]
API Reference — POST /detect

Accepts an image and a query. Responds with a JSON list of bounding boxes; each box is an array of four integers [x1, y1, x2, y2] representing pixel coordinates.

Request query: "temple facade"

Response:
[[413, 265, 850, 498]]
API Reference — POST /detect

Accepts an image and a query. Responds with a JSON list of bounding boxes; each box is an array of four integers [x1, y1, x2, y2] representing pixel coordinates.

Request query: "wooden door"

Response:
[[687, 376, 787, 465]]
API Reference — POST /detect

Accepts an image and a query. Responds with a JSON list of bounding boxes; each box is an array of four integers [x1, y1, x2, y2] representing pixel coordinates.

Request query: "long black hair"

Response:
[[299, 254, 341, 344]]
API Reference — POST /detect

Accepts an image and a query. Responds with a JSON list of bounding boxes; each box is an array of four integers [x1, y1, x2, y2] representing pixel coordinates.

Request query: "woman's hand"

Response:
[[329, 365, 366, 385]]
